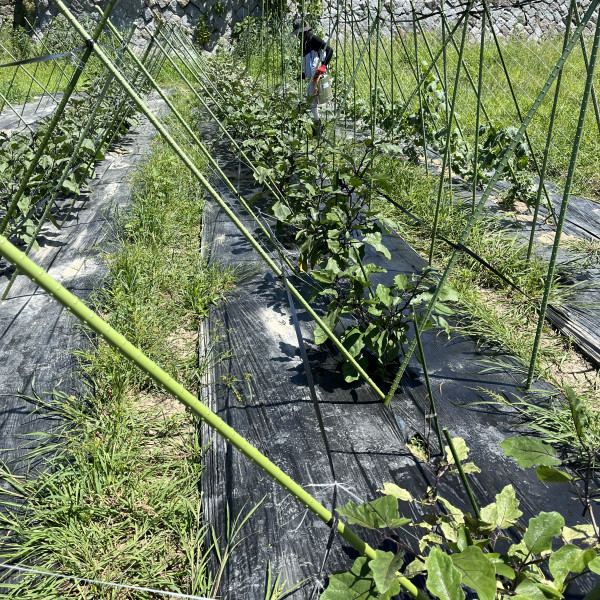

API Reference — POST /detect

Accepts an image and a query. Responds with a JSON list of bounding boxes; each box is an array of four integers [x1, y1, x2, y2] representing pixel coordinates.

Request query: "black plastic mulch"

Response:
[[198, 122, 597, 599], [0, 94, 166, 481]]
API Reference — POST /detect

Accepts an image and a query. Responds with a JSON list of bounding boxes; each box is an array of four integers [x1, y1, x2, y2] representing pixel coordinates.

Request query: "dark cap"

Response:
[[292, 18, 311, 35]]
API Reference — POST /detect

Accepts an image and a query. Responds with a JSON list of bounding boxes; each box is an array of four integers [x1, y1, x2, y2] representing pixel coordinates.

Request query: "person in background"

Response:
[[292, 17, 333, 136]]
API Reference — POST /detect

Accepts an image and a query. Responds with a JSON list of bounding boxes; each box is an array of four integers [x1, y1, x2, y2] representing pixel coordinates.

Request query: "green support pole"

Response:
[[1, 71, 118, 300], [384, 0, 600, 405], [472, 9, 486, 213], [526, 7, 600, 390], [412, 2, 429, 175], [372, 0, 382, 140], [526, 4, 573, 260], [414, 310, 443, 453], [55, 0, 385, 401], [572, 0, 600, 138], [97, 9, 297, 275], [428, 1, 473, 265], [482, 0, 558, 226]]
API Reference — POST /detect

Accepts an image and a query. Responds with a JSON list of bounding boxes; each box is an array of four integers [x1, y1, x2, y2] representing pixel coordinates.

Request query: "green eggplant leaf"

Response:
[[271, 200, 292, 221], [480, 484, 522, 530], [425, 548, 465, 600], [378, 483, 412, 502], [450, 546, 496, 600], [549, 544, 597, 589], [500, 436, 561, 468], [364, 231, 391, 260], [321, 556, 400, 600], [337, 496, 410, 530], [535, 466, 572, 483], [523, 512, 565, 555], [369, 550, 404, 595]]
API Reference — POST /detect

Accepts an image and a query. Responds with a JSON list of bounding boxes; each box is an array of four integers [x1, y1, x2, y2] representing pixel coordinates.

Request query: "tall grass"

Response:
[[333, 30, 600, 198], [372, 157, 599, 400]]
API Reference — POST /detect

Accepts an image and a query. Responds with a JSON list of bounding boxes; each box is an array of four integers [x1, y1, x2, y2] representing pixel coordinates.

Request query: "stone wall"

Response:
[[0, 0, 17, 24], [28, 0, 600, 47], [35, 0, 262, 48], [321, 1, 598, 41]]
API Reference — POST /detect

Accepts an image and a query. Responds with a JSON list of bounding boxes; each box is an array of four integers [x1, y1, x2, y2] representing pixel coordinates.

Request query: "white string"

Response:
[[0, 563, 213, 600], [284, 481, 366, 533]]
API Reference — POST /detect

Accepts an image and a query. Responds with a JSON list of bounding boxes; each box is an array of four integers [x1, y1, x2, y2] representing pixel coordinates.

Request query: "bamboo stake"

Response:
[[414, 310, 443, 453], [0, 231, 425, 600], [0, 0, 120, 236], [472, 8, 486, 213], [54, 0, 386, 400], [372, 0, 382, 140], [428, 1, 473, 265], [412, 2, 429, 175], [526, 3, 573, 261], [482, 0, 558, 226]]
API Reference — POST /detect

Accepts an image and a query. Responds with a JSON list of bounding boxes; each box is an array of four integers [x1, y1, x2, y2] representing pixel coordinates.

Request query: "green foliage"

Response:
[[195, 14, 212, 45], [0, 76, 138, 248], [499, 436, 562, 468], [337, 496, 410, 530], [213, 1, 227, 15], [10, 26, 32, 60], [426, 548, 465, 600], [480, 485, 522, 530], [208, 56, 458, 380], [365, 68, 536, 206], [0, 94, 243, 597], [477, 123, 537, 207], [321, 429, 599, 599], [523, 512, 564, 555], [322, 557, 400, 600], [369, 551, 405, 595]]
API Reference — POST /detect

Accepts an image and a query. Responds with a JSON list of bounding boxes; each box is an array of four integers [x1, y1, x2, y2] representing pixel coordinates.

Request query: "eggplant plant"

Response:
[[209, 56, 457, 381], [322, 428, 600, 600], [0, 75, 139, 247]]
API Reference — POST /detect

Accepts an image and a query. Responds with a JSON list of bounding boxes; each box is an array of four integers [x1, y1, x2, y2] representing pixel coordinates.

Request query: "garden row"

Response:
[[191, 37, 600, 597]]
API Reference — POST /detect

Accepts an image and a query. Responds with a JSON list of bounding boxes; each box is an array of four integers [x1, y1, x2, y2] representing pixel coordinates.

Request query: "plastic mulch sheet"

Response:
[[199, 122, 597, 599]]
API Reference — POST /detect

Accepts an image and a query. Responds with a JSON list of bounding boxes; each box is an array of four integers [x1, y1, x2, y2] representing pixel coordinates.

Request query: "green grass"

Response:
[[0, 91, 241, 598], [0, 23, 108, 107], [333, 32, 600, 200]]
